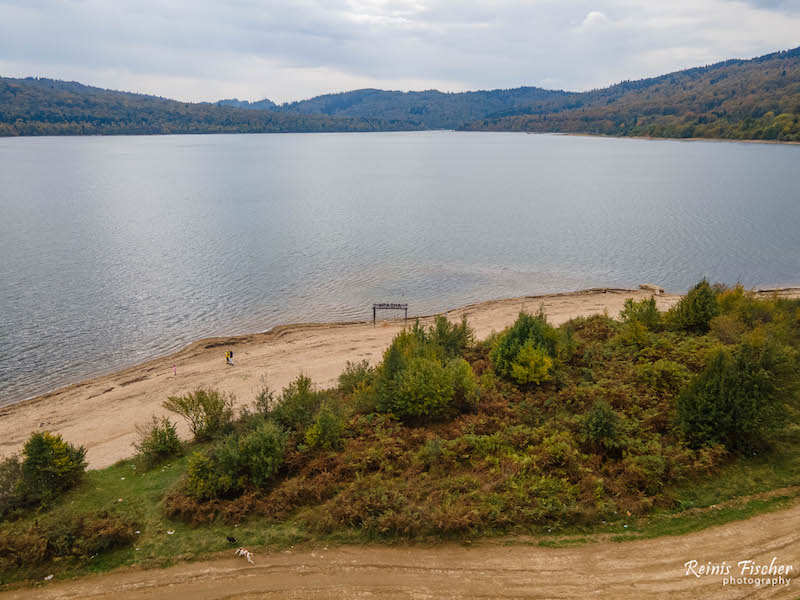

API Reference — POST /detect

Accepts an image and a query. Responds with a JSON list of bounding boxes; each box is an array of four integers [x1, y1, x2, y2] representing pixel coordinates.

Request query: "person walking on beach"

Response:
[[226, 350, 234, 366]]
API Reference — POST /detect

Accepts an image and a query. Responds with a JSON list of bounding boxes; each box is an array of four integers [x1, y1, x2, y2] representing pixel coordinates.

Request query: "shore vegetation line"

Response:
[[2, 280, 800, 586]]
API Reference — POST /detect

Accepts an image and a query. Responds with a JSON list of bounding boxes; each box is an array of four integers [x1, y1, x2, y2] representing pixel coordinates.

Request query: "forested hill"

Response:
[[463, 46, 800, 141], [0, 78, 414, 136], [272, 87, 576, 130], [3, 46, 800, 140]]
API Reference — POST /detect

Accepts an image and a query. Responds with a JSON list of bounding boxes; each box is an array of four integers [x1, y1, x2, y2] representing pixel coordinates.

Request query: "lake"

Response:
[[1, 131, 799, 405]]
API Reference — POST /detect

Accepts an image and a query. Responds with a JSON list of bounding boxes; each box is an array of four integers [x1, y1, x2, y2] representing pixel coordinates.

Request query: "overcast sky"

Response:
[[1, 0, 799, 104]]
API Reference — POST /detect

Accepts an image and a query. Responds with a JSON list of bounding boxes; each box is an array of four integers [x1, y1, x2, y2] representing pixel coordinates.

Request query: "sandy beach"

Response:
[[1, 286, 795, 469]]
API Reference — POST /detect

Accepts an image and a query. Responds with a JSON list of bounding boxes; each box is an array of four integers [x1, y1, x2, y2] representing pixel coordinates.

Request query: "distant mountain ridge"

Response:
[[2, 45, 799, 140], [0, 78, 414, 136], [213, 98, 278, 110]]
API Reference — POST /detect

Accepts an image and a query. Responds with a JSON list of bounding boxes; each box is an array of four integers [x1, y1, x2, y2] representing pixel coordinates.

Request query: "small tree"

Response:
[[239, 421, 288, 486], [677, 340, 793, 452], [19, 432, 87, 506], [510, 342, 553, 385], [668, 279, 718, 333], [490, 311, 558, 384], [620, 297, 661, 330], [338, 360, 375, 394], [583, 401, 622, 455], [270, 374, 327, 433], [305, 405, 346, 450], [163, 388, 234, 441], [133, 416, 182, 468]]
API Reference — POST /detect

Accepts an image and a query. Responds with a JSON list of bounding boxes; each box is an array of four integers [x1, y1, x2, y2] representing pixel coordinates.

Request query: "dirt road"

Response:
[[4, 500, 798, 599]]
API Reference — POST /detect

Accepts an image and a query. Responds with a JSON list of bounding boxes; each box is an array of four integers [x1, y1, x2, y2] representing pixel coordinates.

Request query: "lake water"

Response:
[[1, 131, 799, 405]]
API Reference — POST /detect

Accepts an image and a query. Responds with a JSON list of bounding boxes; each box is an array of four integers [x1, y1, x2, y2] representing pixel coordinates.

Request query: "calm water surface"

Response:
[[1, 132, 799, 405]]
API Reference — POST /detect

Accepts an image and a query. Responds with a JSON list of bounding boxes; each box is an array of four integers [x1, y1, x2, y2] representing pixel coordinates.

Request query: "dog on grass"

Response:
[[235, 548, 255, 565]]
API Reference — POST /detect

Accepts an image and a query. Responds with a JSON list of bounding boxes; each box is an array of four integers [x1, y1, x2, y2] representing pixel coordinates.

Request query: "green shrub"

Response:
[[163, 387, 234, 441], [0, 511, 135, 573], [351, 379, 380, 414], [583, 401, 621, 454], [510, 342, 553, 385], [184, 421, 288, 500], [19, 432, 87, 507], [305, 405, 346, 450], [428, 315, 474, 358], [338, 360, 375, 394], [490, 311, 558, 384], [446, 357, 480, 412], [616, 320, 651, 348], [184, 449, 242, 501], [133, 416, 182, 468], [371, 323, 479, 421], [635, 359, 691, 395], [677, 340, 795, 452], [418, 437, 445, 468], [239, 421, 288, 486], [40, 511, 136, 559], [270, 374, 328, 433], [709, 313, 747, 344], [667, 279, 718, 333], [252, 375, 275, 416], [620, 297, 661, 330], [0, 456, 23, 519], [384, 356, 455, 420]]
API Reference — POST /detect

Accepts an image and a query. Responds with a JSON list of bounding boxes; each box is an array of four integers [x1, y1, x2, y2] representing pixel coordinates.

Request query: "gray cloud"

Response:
[[1, 0, 799, 103]]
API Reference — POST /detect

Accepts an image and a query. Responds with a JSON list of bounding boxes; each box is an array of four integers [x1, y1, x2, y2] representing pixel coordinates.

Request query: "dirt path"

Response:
[[3, 500, 799, 599], [0, 287, 685, 468]]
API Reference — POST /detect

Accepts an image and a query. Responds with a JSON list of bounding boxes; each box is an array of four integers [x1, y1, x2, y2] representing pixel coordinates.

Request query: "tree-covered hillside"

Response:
[[0, 78, 414, 136], [273, 87, 576, 130], [465, 47, 800, 141], [3, 46, 800, 140]]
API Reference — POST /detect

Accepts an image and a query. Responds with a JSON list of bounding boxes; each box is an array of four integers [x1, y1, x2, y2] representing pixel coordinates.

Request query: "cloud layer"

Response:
[[1, 0, 799, 103]]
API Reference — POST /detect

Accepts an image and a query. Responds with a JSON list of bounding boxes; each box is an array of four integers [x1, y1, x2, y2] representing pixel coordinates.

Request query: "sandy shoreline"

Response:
[[1, 286, 797, 469]]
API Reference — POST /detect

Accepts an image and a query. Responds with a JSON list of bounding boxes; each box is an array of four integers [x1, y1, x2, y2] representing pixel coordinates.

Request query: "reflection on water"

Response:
[[1, 131, 799, 404]]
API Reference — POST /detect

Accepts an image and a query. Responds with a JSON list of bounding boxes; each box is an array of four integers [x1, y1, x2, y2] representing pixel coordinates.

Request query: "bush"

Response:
[[163, 387, 234, 441], [252, 375, 276, 416], [0, 456, 23, 519], [184, 449, 242, 501], [239, 421, 288, 486], [385, 356, 455, 420], [616, 321, 651, 348], [371, 324, 479, 421], [338, 360, 375, 394], [306, 405, 346, 450], [635, 359, 691, 395], [133, 416, 182, 468], [19, 432, 87, 507], [620, 297, 661, 330], [668, 279, 718, 333], [184, 422, 288, 500], [510, 342, 553, 385], [709, 314, 747, 344], [677, 340, 795, 452], [446, 357, 480, 412], [269, 374, 330, 433], [490, 311, 558, 384], [428, 315, 474, 358], [583, 401, 622, 454], [0, 511, 135, 573]]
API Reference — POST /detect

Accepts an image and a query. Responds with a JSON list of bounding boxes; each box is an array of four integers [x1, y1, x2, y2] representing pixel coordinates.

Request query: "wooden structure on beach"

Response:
[[373, 303, 408, 324]]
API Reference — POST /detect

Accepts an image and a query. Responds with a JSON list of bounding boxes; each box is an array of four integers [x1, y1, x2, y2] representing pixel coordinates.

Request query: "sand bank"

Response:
[[1, 287, 794, 469]]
